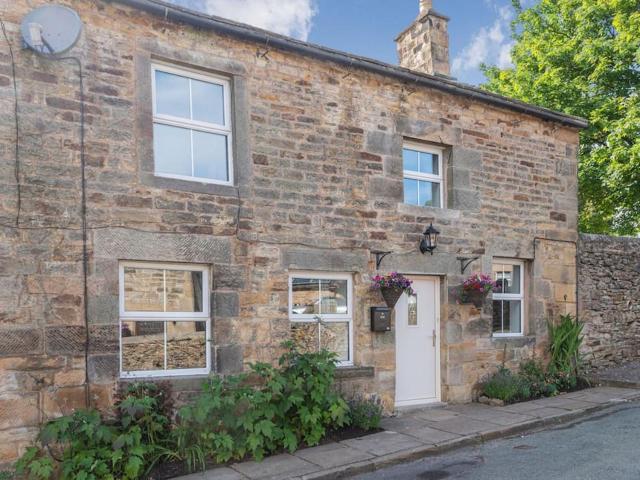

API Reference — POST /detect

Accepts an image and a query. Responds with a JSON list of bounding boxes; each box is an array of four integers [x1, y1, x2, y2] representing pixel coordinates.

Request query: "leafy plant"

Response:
[[371, 272, 414, 294], [547, 313, 584, 377], [462, 273, 496, 294], [347, 395, 383, 431], [519, 358, 558, 398], [15, 382, 173, 480], [481, 367, 531, 403]]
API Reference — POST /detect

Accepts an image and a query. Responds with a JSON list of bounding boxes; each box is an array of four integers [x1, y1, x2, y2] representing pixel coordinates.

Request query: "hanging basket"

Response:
[[461, 289, 486, 308], [380, 286, 406, 309]]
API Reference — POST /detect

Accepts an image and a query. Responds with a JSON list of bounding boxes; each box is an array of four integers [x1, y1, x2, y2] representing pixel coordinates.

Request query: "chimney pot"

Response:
[[419, 0, 432, 14]]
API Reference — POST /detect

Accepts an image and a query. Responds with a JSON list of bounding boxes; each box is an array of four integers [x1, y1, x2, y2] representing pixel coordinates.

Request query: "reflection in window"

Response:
[[289, 274, 352, 364], [492, 261, 524, 335]]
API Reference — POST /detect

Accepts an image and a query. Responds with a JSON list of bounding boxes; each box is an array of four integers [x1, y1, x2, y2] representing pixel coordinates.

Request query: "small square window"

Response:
[[119, 262, 210, 377], [492, 260, 525, 336], [289, 273, 353, 365], [402, 143, 444, 208], [152, 64, 233, 185]]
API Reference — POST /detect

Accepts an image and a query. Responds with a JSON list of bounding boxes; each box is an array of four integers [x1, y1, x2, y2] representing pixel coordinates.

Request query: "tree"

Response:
[[482, 0, 640, 235]]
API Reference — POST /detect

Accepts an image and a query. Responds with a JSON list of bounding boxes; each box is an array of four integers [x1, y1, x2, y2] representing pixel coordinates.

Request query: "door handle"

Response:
[[432, 329, 436, 347]]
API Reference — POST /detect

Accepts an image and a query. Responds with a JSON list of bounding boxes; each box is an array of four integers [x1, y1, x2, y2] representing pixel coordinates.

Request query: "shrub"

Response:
[[519, 359, 558, 398], [172, 342, 350, 470], [547, 313, 584, 377], [347, 395, 383, 431], [15, 383, 172, 480], [481, 367, 531, 403]]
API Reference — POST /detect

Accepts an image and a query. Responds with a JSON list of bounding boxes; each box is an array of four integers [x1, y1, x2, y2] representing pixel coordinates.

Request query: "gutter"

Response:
[[108, 0, 588, 129]]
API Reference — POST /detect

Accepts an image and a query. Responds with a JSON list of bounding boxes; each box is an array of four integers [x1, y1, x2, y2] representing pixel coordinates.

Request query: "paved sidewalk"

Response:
[[175, 387, 640, 480]]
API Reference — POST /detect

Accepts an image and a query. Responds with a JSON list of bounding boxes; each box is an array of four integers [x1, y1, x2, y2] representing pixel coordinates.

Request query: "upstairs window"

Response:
[[288, 273, 353, 366], [492, 260, 524, 336], [119, 262, 210, 377], [403, 143, 444, 208], [152, 64, 233, 185]]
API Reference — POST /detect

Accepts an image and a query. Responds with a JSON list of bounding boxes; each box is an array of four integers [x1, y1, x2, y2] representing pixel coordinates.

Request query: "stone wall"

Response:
[[579, 234, 640, 369], [0, 0, 580, 463]]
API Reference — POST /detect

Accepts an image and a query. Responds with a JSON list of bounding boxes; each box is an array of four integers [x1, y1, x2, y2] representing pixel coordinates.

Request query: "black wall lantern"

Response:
[[419, 223, 440, 255]]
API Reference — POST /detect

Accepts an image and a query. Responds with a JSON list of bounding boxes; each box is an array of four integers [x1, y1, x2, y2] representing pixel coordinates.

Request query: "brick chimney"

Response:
[[396, 0, 450, 77]]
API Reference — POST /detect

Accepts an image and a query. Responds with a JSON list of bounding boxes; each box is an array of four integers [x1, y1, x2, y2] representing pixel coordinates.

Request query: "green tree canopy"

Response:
[[482, 0, 640, 235]]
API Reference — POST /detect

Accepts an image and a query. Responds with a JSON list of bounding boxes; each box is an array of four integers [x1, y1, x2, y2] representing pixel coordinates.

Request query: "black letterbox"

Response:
[[370, 307, 391, 332]]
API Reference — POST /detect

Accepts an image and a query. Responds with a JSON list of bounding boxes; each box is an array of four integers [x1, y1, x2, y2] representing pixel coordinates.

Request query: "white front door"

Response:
[[395, 276, 440, 407]]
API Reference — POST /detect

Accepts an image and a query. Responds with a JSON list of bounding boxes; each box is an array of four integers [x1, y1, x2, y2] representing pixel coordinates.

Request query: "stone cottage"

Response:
[[0, 0, 587, 461]]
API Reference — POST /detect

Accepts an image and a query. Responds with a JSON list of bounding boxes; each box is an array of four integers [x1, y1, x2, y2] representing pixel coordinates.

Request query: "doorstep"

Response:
[[173, 386, 640, 480]]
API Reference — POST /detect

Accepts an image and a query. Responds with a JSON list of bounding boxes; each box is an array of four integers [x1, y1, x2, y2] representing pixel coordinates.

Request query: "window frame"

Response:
[[288, 272, 354, 366], [402, 141, 445, 208], [151, 63, 234, 186], [118, 261, 211, 378], [491, 259, 525, 338]]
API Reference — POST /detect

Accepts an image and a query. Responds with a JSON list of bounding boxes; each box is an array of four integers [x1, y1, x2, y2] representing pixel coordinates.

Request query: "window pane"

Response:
[[319, 279, 348, 314], [404, 178, 419, 205], [193, 131, 229, 181], [192, 79, 224, 125], [419, 152, 439, 175], [291, 278, 319, 315], [121, 321, 164, 371], [492, 300, 503, 332], [166, 270, 203, 313], [155, 70, 190, 119], [291, 322, 318, 353], [166, 321, 207, 369], [403, 148, 419, 172], [123, 267, 164, 312], [504, 264, 521, 294], [503, 300, 522, 333], [418, 180, 441, 207], [321, 322, 349, 362], [408, 293, 418, 326], [154, 124, 191, 177]]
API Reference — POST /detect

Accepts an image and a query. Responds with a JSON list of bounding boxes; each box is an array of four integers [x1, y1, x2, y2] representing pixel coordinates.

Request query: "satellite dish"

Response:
[[21, 5, 82, 56]]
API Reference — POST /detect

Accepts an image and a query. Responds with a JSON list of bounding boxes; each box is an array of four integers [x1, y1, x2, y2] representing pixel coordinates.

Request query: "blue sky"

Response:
[[168, 0, 521, 85]]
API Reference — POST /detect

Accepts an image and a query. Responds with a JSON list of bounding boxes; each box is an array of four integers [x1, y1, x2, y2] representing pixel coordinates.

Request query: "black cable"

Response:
[[0, 17, 21, 226]]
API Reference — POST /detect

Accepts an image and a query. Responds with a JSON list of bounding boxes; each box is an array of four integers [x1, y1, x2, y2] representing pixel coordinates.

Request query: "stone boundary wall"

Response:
[[579, 234, 640, 369]]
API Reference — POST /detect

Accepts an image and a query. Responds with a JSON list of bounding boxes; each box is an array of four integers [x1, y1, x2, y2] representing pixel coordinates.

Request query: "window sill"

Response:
[[490, 335, 535, 347], [140, 171, 239, 197], [335, 366, 374, 379], [397, 203, 461, 220], [119, 374, 209, 392]]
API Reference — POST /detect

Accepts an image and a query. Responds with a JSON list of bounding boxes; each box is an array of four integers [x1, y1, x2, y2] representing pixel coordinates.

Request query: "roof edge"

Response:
[[106, 0, 588, 129]]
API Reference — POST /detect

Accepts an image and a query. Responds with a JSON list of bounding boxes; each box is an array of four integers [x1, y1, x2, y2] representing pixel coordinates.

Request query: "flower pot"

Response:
[[380, 286, 405, 309], [462, 289, 486, 308]]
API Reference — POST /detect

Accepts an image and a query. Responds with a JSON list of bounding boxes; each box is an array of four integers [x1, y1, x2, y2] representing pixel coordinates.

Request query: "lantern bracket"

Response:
[[457, 256, 480, 275]]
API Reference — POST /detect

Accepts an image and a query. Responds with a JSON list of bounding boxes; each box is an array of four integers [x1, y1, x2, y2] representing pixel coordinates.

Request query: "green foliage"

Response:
[[519, 358, 558, 397], [482, 0, 640, 235], [172, 342, 349, 470], [481, 366, 531, 403], [547, 313, 584, 377], [347, 395, 383, 431], [15, 382, 172, 480]]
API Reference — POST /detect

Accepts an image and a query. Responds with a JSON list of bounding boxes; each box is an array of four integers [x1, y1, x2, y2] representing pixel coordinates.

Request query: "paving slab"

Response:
[[231, 453, 318, 480], [524, 407, 571, 419], [340, 431, 424, 456], [176, 468, 245, 480], [411, 408, 460, 422], [425, 416, 500, 436], [293, 442, 373, 469], [381, 416, 461, 444], [455, 409, 534, 426]]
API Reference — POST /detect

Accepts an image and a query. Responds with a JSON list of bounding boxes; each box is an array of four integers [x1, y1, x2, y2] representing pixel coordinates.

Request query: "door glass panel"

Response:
[[121, 321, 164, 371], [321, 322, 349, 362], [166, 321, 207, 369], [319, 279, 348, 314], [408, 293, 418, 326], [123, 267, 164, 312]]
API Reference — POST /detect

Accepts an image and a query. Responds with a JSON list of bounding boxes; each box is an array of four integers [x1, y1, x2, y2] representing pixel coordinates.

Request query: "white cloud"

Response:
[[202, 0, 317, 41], [451, 4, 515, 83]]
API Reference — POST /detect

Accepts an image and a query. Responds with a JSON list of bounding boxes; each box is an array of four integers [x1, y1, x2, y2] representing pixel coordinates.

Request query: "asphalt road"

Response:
[[350, 403, 640, 480]]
